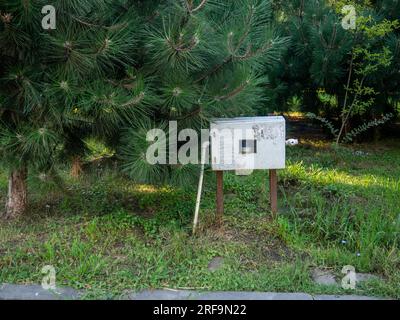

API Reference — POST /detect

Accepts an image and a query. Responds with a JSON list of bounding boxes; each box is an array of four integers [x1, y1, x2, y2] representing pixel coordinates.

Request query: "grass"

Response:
[[0, 138, 399, 299]]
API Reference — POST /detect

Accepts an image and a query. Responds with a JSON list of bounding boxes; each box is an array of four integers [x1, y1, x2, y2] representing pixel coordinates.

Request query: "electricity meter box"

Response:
[[210, 116, 286, 171]]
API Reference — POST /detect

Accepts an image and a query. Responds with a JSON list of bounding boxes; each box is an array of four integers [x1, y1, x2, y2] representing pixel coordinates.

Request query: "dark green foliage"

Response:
[[1, 0, 398, 189], [267, 0, 400, 128], [0, 0, 146, 173], [0, 0, 288, 185], [118, 0, 289, 182], [267, 0, 353, 112]]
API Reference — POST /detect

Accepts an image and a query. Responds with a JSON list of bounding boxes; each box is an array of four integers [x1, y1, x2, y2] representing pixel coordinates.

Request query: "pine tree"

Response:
[[0, 0, 289, 218], [0, 1, 145, 218], [268, 0, 400, 132], [118, 0, 289, 184], [267, 0, 354, 114]]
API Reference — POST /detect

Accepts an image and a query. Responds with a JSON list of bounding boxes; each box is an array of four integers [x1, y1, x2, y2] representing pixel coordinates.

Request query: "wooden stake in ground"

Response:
[[269, 169, 278, 215], [216, 170, 224, 226], [192, 142, 209, 235]]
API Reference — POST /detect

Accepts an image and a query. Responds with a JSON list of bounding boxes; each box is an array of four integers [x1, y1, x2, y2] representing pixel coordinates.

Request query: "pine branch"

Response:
[[195, 4, 257, 83], [167, 34, 199, 53], [215, 80, 250, 101], [192, 0, 208, 13], [177, 106, 202, 120], [195, 56, 232, 83], [71, 16, 129, 31], [182, 0, 208, 14], [121, 92, 145, 107]]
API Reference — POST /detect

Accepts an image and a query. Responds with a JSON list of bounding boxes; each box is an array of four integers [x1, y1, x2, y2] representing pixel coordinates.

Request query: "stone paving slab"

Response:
[[313, 294, 382, 301], [0, 284, 389, 300], [125, 289, 386, 301], [0, 284, 81, 300]]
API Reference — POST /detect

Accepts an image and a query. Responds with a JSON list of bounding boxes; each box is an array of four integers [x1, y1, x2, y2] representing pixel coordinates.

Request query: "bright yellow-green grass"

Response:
[[0, 139, 399, 299]]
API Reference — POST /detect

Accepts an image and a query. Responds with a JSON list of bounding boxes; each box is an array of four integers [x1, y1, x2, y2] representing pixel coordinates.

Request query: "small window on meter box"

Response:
[[240, 140, 257, 154]]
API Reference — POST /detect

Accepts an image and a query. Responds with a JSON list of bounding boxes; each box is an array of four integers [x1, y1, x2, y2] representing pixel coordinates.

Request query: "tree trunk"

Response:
[[373, 126, 381, 143], [302, 88, 319, 114], [71, 156, 83, 178], [4, 167, 28, 219]]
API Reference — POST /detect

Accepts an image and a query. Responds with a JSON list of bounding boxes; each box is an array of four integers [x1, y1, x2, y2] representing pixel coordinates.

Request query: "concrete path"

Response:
[[124, 289, 384, 301], [0, 284, 81, 300], [0, 284, 387, 300]]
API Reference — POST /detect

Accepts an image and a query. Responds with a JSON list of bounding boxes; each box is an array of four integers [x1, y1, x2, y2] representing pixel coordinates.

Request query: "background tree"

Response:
[[268, 0, 399, 141]]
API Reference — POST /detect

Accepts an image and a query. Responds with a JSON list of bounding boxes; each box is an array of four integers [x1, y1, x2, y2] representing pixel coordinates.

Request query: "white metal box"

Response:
[[210, 116, 286, 171]]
